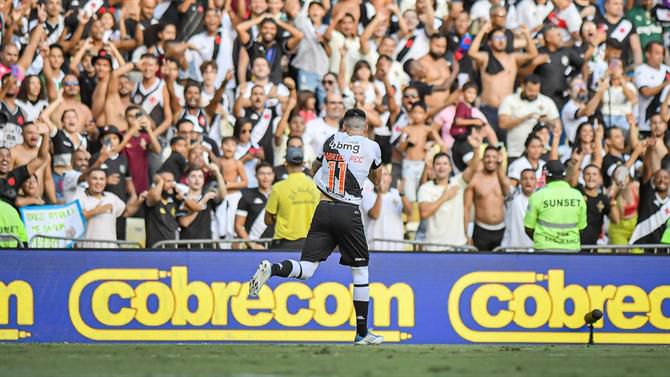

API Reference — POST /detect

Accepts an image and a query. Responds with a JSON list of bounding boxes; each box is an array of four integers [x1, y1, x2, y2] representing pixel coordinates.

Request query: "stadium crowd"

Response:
[[1, 0, 670, 252]]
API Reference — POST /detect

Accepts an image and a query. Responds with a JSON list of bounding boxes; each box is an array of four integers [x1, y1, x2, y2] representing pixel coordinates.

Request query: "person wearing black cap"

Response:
[[249, 108, 385, 345], [524, 160, 587, 251]]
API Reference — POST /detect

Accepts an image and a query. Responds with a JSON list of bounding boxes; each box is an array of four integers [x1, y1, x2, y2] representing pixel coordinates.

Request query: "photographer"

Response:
[[117, 105, 161, 195], [600, 58, 638, 130]]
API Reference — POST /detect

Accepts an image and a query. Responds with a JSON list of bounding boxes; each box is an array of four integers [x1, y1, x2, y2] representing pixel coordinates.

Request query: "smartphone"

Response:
[[202, 151, 210, 165], [175, 183, 189, 196]]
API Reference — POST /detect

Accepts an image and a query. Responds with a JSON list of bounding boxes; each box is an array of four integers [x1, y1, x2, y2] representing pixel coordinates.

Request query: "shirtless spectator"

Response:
[[49, 73, 93, 132], [103, 61, 135, 132], [417, 33, 458, 112], [10, 122, 57, 203], [464, 146, 510, 251], [468, 22, 537, 141], [215, 136, 249, 240], [397, 101, 443, 202]]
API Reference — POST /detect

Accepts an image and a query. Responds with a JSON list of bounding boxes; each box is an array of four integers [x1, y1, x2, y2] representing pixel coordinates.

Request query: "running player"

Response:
[[248, 108, 383, 345]]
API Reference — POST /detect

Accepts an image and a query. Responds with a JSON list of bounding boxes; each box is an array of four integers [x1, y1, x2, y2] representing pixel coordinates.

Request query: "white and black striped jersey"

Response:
[[314, 132, 381, 205]]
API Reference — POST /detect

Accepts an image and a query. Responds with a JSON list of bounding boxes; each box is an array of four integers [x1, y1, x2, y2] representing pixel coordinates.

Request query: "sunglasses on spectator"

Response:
[[127, 112, 141, 119], [63, 81, 79, 87], [322, 80, 336, 85], [327, 101, 344, 105], [492, 35, 507, 41], [403, 93, 419, 99]]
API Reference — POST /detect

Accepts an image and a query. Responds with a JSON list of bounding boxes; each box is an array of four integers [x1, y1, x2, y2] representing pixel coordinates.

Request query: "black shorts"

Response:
[[301, 201, 369, 267], [472, 224, 505, 251]]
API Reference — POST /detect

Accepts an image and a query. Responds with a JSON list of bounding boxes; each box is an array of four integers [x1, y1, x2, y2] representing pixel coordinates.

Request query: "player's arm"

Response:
[[368, 165, 382, 186], [368, 146, 383, 186]]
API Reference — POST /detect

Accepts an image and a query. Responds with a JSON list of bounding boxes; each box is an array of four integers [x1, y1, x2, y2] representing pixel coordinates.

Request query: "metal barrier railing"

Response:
[[0, 233, 24, 248], [152, 238, 274, 250], [29, 235, 141, 249], [493, 244, 670, 254], [370, 239, 478, 252]]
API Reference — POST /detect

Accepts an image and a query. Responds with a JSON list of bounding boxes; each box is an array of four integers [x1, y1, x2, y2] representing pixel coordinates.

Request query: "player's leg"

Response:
[[249, 202, 335, 297], [333, 203, 383, 345]]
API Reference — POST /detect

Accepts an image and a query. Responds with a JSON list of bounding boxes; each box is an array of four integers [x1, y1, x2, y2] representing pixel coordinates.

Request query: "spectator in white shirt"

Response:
[[76, 168, 142, 247], [361, 166, 412, 251], [304, 92, 344, 155], [501, 168, 537, 249], [418, 136, 482, 249], [498, 74, 560, 159]]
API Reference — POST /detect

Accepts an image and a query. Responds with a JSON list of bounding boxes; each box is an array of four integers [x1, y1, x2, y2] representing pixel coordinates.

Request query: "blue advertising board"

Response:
[[0, 251, 668, 344]]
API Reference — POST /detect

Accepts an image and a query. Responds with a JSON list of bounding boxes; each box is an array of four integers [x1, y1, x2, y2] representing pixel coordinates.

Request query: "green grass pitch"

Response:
[[1, 344, 668, 377]]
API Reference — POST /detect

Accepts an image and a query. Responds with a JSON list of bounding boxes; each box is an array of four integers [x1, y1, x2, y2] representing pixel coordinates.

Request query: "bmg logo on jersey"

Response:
[[329, 140, 360, 154], [68, 267, 414, 342], [447, 270, 670, 344]]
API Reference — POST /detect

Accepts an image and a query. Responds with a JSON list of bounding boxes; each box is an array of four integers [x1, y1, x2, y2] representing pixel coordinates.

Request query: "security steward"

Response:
[[524, 160, 587, 251], [265, 142, 321, 249]]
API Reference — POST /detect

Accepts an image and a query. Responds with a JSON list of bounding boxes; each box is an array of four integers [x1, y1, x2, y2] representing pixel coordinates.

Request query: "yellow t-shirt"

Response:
[[266, 172, 320, 241]]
